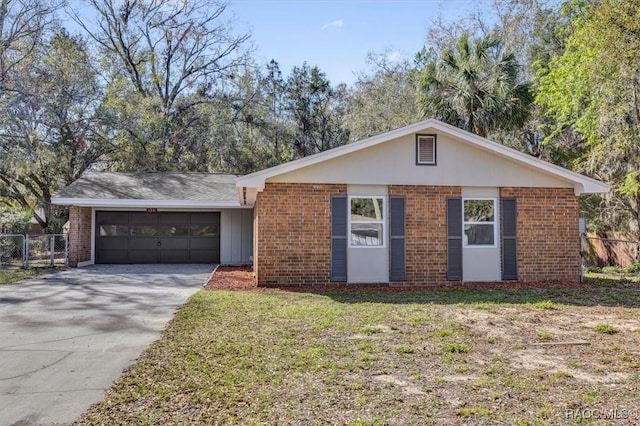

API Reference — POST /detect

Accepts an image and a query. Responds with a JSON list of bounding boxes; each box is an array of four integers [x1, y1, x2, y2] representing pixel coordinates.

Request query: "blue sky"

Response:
[[228, 0, 485, 85]]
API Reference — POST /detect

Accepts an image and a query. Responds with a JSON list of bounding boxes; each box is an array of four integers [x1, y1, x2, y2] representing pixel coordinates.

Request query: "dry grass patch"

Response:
[[0, 267, 60, 284], [76, 275, 640, 425]]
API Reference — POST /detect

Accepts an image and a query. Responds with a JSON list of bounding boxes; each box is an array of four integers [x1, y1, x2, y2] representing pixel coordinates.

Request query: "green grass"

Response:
[[0, 267, 59, 284], [593, 323, 620, 334], [531, 300, 558, 310], [443, 343, 469, 353], [76, 278, 640, 425]]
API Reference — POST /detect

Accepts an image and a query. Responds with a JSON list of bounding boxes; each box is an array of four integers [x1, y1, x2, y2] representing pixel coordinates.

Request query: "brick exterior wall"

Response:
[[68, 206, 92, 267], [389, 185, 462, 284], [253, 183, 580, 286], [254, 182, 346, 286], [500, 187, 580, 282]]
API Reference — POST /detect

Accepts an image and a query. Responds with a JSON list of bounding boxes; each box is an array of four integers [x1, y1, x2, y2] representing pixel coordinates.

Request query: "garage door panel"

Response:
[[160, 237, 189, 250], [130, 212, 158, 224], [190, 213, 217, 224], [99, 237, 129, 250], [160, 250, 190, 263], [97, 212, 129, 225], [129, 237, 159, 250], [189, 250, 218, 263], [98, 250, 129, 264], [159, 213, 189, 225], [129, 250, 158, 263], [190, 237, 218, 250]]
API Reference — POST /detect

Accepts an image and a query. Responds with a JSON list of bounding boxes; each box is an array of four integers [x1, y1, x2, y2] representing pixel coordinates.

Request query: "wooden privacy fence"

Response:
[[583, 232, 640, 267]]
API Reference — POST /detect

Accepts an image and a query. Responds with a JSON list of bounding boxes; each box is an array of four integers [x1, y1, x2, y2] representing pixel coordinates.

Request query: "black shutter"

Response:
[[501, 198, 518, 280], [389, 196, 406, 281], [447, 197, 463, 281], [331, 195, 347, 281]]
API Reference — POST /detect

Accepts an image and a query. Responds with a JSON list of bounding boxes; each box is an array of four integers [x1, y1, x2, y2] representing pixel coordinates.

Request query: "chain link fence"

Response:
[[0, 234, 67, 268], [0, 234, 25, 267]]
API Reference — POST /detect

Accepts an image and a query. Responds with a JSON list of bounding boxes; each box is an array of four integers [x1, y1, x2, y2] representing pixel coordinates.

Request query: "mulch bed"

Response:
[[204, 266, 594, 292], [203, 266, 258, 291]]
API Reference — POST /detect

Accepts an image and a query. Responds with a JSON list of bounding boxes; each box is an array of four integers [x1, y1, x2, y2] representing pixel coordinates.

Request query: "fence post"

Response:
[[64, 234, 69, 267], [50, 235, 55, 267], [579, 218, 586, 283], [23, 235, 29, 268]]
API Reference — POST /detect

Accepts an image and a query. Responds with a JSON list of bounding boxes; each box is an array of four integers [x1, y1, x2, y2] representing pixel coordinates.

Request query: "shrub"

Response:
[[0, 209, 31, 234]]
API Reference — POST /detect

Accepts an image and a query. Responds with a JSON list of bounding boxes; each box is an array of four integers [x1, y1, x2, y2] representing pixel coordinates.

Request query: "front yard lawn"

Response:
[[0, 267, 59, 285], [77, 274, 640, 425]]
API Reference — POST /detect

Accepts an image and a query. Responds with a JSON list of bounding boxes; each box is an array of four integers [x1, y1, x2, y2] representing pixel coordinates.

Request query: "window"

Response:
[[349, 197, 385, 247], [416, 134, 436, 165], [99, 225, 129, 237], [463, 199, 496, 246], [190, 224, 219, 236]]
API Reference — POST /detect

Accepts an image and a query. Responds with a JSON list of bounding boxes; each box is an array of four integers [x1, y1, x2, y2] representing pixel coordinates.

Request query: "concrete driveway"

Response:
[[0, 264, 214, 426]]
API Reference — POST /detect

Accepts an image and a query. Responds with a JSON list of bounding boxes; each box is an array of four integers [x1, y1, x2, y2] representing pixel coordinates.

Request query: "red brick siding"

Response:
[[500, 187, 580, 282], [253, 184, 579, 285], [389, 186, 462, 284], [68, 206, 92, 267], [254, 182, 347, 286]]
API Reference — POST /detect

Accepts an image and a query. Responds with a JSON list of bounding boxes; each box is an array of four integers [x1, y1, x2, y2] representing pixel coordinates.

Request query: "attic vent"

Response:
[[416, 134, 436, 165]]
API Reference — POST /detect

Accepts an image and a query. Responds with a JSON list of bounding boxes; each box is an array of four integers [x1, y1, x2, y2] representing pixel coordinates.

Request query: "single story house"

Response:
[[53, 119, 610, 285]]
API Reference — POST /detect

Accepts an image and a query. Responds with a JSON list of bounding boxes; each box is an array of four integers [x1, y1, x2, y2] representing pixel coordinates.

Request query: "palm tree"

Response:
[[417, 33, 532, 138]]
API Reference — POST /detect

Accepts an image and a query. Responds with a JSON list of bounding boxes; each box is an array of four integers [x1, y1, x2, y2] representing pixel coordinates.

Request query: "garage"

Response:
[[96, 211, 220, 264], [52, 172, 253, 267]]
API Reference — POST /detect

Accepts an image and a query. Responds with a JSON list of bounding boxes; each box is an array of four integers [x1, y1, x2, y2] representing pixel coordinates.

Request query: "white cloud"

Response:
[[321, 19, 344, 31]]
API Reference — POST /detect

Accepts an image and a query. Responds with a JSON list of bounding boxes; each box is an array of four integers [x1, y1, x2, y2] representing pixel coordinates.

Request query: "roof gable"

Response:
[[236, 119, 610, 199]]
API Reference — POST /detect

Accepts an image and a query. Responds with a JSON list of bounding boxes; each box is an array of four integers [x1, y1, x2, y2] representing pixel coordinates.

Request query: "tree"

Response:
[[416, 32, 532, 138], [536, 0, 640, 236], [71, 0, 250, 171], [286, 63, 349, 157], [0, 0, 58, 92], [0, 29, 105, 231], [345, 51, 419, 140]]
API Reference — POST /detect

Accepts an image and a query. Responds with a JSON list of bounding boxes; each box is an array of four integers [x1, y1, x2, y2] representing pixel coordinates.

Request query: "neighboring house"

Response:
[[53, 119, 610, 285]]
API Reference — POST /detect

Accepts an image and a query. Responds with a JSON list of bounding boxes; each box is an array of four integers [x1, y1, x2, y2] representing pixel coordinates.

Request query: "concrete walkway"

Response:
[[0, 264, 214, 426]]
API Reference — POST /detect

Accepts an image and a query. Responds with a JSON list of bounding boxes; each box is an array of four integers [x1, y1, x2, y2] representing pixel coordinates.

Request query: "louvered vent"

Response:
[[417, 135, 436, 165]]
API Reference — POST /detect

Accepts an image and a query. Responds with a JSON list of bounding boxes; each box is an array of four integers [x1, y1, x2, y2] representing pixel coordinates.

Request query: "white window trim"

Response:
[[462, 197, 498, 248], [348, 195, 387, 248]]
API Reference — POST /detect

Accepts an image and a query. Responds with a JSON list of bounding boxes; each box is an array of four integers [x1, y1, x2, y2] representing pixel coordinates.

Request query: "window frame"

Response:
[[348, 195, 387, 248], [416, 133, 437, 165], [462, 197, 498, 248]]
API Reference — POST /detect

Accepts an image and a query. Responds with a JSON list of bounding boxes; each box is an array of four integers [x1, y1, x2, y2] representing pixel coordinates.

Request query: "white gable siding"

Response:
[[267, 133, 574, 188]]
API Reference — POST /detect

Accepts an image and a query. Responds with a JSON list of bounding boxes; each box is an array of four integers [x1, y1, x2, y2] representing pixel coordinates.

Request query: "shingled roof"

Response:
[[52, 172, 239, 207]]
